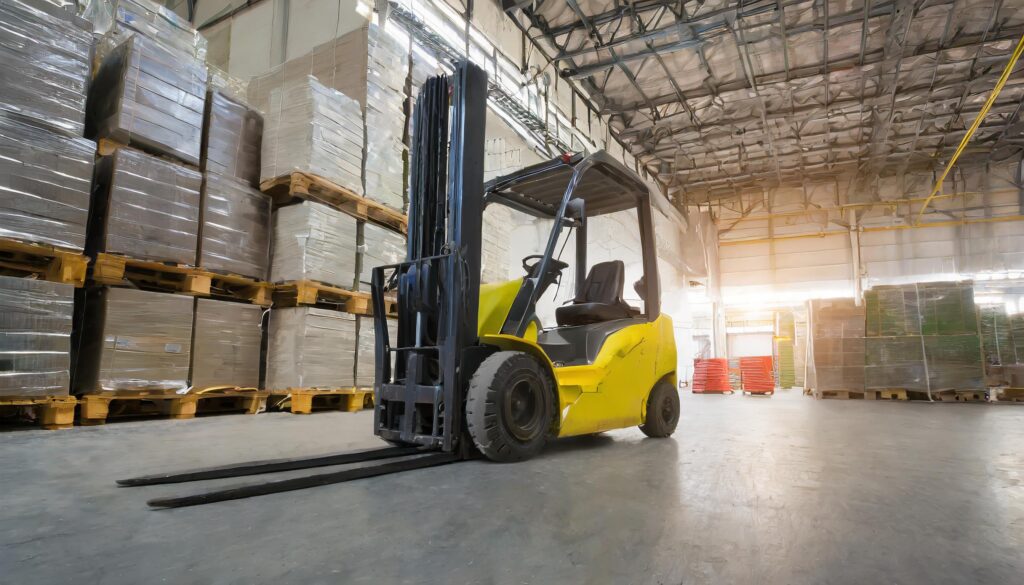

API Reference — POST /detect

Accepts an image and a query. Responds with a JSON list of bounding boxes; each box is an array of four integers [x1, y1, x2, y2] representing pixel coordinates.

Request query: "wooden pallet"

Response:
[[268, 388, 374, 415], [0, 396, 77, 430], [96, 138, 199, 169], [931, 389, 989, 403], [92, 253, 272, 305], [78, 387, 267, 425], [692, 389, 734, 395], [260, 172, 407, 234], [814, 389, 909, 400], [272, 280, 397, 316], [0, 238, 89, 286], [993, 388, 1024, 403]]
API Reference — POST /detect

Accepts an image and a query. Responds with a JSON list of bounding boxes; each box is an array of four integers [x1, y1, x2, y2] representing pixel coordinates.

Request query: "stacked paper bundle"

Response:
[[0, 276, 75, 396], [266, 307, 357, 389], [260, 77, 364, 196], [202, 89, 263, 187], [271, 201, 358, 288], [199, 173, 272, 280], [354, 316, 398, 387], [190, 299, 263, 389], [105, 0, 208, 60], [359, 223, 406, 290]]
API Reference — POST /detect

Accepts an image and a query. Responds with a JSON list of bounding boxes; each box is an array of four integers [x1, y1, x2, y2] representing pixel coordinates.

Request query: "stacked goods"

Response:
[[0, 0, 93, 136], [87, 33, 208, 165], [692, 358, 730, 393], [260, 77, 364, 196], [979, 305, 1013, 385], [73, 287, 193, 393], [864, 286, 926, 391], [0, 276, 74, 396], [806, 299, 865, 392], [354, 316, 398, 387], [202, 89, 263, 186], [199, 173, 271, 280], [0, 115, 95, 250], [271, 201, 358, 288], [359, 222, 406, 290], [775, 311, 796, 388], [105, 0, 207, 60], [1012, 314, 1024, 364], [739, 356, 774, 393], [206, 65, 249, 104], [266, 307, 356, 389], [190, 299, 263, 389], [89, 147, 202, 265]]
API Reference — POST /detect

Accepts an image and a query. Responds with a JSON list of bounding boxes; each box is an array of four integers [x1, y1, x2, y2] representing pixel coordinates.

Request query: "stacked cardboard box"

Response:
[[87, 33, 208, 165], [73, 287, 194, 393], [266, 307, 356, 389], [271, 201, 358, 288], [806, 299, 865, 392], [0, 115, 95, 251], [199, 173, 271, 280], [202, 89, 263, 187], [0, 276, 75, 397], [260, 77, 364, 195], [354, 316, 398, 387], [190, 299, 263, 389], [105, 0, 207, 60], [0, 0, 93, 136], [359, 223, 406, 290], [89, 147, 202, 265]]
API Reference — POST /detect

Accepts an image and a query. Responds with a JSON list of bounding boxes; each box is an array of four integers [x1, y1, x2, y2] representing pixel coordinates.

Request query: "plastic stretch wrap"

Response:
[[206, 65, 249, 104], [87, 34, 207, 166], [106, 0, 207, 60], [865, 337, 927, 391], [190, 298, 262, 389], [355, 316, 397, 387], [260, 77, 364, 195], [266, 307, 356, 389], [923, 334, 983, 391], [979, 305, 1014, 366], [359, 223, 406, 290], [0, 0, 93, 136], [202, 89, 262, 187], [0, 115, 95, 250], [865, 285, 921, 337], [73, 287, 193, 393], [271, 202, 357, 288], [806, 299, 865, 391], [0, 276, 74, 396], [916, 281, 977, 335], [200, 173, 271, 280], [1012, 314, 1024, 364], [89, 148, 202, 264]]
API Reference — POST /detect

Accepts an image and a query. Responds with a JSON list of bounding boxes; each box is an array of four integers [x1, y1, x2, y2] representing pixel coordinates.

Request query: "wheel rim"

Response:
[[504, 378, 545, 442], [658, 393, 678, 426]]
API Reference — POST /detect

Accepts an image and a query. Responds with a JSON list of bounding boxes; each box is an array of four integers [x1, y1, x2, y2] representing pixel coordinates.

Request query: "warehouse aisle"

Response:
[[1, 392, 1021, 585]]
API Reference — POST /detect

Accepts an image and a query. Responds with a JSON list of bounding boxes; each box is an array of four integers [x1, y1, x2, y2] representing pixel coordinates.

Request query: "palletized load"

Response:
[[202, 89, 262, 187], [359, 222, 406, 290], [0, 0, 93, 136], [266, 307, 356, 389], [354, 316, 397, 387], [0, 276, 74, 397], [87, 33, 208, 166], [806, 298, 865, 392], [260, 76, 363, 196], [89, 147, 202, 265], [271, 201, 357, 288], [72, 287, 194, 393], [190, 298, 263, 389], [0, 114, 95, 251], [199, 173, 271, 280], [104, 0, 207, 60]]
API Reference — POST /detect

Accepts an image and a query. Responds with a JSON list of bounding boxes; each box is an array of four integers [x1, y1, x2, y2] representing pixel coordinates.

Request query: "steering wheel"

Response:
[[522, 254, 569, 278]]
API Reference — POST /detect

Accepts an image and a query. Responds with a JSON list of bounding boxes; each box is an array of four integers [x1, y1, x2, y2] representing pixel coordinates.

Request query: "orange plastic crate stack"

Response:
[[739, 356, 775, 394], [692, 358, 731, 393]]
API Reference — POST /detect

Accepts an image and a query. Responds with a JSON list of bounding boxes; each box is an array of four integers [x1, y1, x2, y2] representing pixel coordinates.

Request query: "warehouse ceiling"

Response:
[[504, 0, 1024, 204]]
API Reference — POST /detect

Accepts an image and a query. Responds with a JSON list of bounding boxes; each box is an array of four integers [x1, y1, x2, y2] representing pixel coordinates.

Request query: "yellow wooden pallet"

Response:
[[0, 396, 77, 430], [271, 280, 396, 316], [0, 238, 89, 287], [994, 388, 1024, 402], [268, 388, 373, 414], [78, 387, 267, 425], [260, 172, 407, 234], [92, 253, 272, 305]]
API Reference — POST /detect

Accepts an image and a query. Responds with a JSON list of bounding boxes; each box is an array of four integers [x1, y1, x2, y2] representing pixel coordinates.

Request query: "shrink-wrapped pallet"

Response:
[[202, 89, 262, 186], [806, 299, 865, 392], [271, 202, 357, 288], [73, 287, 193, 393], [979, 305, 1014, 367], [0, 276, 74, 396], [102, 0, 207, 60], [266, 307, 356, 389], [87, 33, 207, 166], [0, 115, 95, 251], [0, 0, 93, 136], [355, 316, 398, 387], [199, 173, 271, 280], [260, 77, 363, 195], [190, 298, 263, 389], [359, 223, 406, 290], [89, 147, 202, 264]]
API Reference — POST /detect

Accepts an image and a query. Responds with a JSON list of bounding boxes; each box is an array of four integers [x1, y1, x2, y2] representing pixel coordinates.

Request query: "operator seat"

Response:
[[555, 260, 636, 326]]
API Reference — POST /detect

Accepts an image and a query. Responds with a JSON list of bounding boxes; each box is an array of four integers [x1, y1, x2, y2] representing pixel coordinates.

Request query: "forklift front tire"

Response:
[[466, 351, 554, 462], [640, 379, 680, 438]]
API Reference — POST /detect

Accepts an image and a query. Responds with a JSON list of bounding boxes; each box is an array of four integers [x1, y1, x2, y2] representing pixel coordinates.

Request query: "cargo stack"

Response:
[[266, 308, 358, 389], [0, 1, 94, 424], [354, 317, 399, 388], [190, 299, 264, 389], [806, 298, 865, 396], [774, 311, 796, 389], [978, 304, 1014, 386]]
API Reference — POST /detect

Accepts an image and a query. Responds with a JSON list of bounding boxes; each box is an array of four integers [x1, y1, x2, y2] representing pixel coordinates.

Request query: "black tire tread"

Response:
[[640, 378, 680, 438]]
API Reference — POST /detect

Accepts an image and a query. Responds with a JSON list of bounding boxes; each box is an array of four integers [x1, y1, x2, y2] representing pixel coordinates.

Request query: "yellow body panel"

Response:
[[477, 279, 677, 438]]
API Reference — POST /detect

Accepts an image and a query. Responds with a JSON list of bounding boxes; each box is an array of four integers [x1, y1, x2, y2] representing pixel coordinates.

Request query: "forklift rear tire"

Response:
[[466, 351, 554, 462], [640, 379, 680, 438]]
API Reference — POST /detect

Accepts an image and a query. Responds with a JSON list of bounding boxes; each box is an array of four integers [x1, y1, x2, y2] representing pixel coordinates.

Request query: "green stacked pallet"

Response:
[[1011, 314, 1024, 364], [775, 311, 796, 389], [978, 305, 1014, 366]]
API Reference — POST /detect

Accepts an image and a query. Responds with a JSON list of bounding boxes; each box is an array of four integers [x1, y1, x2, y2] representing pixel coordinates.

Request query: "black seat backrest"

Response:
[[575, 260, 625, 305]]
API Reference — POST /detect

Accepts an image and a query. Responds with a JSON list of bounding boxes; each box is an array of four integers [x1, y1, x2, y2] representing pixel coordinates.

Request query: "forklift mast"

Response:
[[370, 61, 488, 452]]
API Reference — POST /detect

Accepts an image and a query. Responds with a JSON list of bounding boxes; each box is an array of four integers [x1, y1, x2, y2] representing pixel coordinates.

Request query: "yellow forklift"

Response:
[[118, 62, 678, 507]]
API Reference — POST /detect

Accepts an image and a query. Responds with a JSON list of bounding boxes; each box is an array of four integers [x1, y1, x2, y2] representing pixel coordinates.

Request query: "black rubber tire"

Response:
[[466, 351, 554, 462], [640, 379, 680, 438]]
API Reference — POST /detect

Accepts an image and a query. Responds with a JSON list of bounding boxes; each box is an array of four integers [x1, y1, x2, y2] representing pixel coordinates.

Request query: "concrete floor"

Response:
[[1, 391, 1021, 585]]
